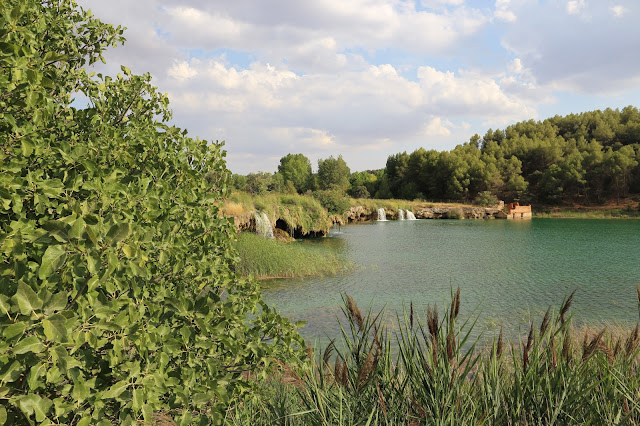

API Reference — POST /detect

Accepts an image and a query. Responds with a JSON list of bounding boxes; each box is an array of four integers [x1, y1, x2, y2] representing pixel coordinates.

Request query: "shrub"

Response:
[[313, 188, 352, 214], [0, 1, 302, 424], [473, 190, 499, 207]]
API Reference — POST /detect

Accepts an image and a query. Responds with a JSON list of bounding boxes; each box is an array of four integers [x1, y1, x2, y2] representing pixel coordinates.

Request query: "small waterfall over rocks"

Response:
[[406, 210, 417, 220], [398, 209, 405, 220], [254, 211, 274, 239], [377, 208, 387, 221]]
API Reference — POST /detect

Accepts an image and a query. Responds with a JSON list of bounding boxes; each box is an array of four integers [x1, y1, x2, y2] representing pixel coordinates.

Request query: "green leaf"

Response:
[[3, 322, 27, 339], [106, 223, 130, 245], [43, 314, 67, 341], [102, 380, 128, 399], [21, 139, 34, 157], [38, 245, 67, 280], [0, 405, 6, 425], [13, 336, 44, 354], [17, 393, 53, 423], [13, 282, 43, 315], [0, 361, 24, 383]]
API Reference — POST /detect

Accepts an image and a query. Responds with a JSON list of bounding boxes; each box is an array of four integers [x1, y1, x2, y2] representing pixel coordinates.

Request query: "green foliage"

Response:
[[313, 188, 352, 215], [317, 155, 351, 191], [383, 107, 640, 205], [0, 1, 303, 424], [229, 290, 640, 424], [278, 153, 312, 193], [245, 172, 273, 195], [473, 191, 498, 207], [234, 233, 349, 279]]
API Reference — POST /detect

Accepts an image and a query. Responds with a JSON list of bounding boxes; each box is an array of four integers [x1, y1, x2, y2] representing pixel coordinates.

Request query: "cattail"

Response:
[[636, 284, 640, 314], [625, 323, 639, 357], [613, 338, 621, 358], [560, 289, 576, 324], [523, 322, 534, 373], [334, 357, 342, 381], [428, 305, 439, 340], [377, 380, 388, 420], [372, 323, 382, 351], [450, 286, 460, 322], [346, 294, 364, 332], [497, 327, 504, 359], [410, 301, 414, 329], [583, 328, 606, 361], [540, 306, 551, 336], [428, 305, 439, 365], [323, 340, 335, 369], [446, 329, 456, 362], [357, 347, 377, 389]]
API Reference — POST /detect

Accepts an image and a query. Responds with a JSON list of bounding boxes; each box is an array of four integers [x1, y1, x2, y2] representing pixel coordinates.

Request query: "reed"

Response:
[[234, 232, 350, 279], [227, 288, 640, 424]]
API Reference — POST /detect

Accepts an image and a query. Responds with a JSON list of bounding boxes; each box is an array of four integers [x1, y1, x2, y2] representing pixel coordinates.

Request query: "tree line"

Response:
[[233, 107, 640, 206]]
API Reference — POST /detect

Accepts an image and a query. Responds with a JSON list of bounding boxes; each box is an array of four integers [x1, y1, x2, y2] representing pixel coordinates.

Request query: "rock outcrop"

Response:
[[414, 206, 503, 219]]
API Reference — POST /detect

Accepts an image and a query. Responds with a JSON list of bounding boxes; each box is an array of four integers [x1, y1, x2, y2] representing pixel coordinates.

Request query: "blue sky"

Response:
[[78, 0, 640, 174]]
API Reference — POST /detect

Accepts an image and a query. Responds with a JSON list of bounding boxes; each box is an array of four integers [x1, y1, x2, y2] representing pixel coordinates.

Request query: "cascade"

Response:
[[255, 211, 275, 239], [406, 210, 417, 220], [398, 209, 405, 220], [377, 208, 387, 221]]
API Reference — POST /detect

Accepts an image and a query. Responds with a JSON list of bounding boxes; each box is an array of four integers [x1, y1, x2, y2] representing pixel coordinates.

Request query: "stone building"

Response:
[[506, 202, 532, 219]]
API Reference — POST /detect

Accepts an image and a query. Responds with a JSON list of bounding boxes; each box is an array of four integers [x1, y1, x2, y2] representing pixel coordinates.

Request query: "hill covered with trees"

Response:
[[234, 107, 640, 207]]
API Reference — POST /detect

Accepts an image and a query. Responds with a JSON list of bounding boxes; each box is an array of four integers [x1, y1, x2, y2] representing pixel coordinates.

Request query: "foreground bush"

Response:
[[0, 1, 302, 424], [228, 289, 640, 424]]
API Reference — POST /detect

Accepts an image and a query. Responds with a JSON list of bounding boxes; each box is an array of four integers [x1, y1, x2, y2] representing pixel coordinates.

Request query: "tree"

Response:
[[317, 155, 351, 191], [0, 1, 302, 424], [277, 153, 312, 193]]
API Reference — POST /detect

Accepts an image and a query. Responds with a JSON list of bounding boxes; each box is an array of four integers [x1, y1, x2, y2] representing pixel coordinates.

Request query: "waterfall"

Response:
[[398, 209, 405, 220], [255, 211, 274, 239], [377, 208, 387, 221], [406, 210, 417, 220]]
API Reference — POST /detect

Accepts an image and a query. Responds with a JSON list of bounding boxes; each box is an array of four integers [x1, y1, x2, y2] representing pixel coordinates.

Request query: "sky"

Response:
[[76, 0, 640, 174]]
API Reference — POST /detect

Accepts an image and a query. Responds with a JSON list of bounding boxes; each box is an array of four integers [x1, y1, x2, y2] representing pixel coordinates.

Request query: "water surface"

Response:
[[261, 219, 640, 344]]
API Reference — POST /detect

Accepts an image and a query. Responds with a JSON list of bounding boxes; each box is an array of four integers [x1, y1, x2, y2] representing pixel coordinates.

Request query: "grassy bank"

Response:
[[234, 232, 350, 279], [227, 289, 640, 424], [225, 191, 333, 235], [535, 207, 640, 219]]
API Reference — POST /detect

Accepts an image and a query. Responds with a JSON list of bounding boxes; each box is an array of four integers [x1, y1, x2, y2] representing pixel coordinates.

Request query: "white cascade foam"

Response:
[[406, 210, 417, 220], [377, 208, 387, 221], [255, 211, 275, 239]]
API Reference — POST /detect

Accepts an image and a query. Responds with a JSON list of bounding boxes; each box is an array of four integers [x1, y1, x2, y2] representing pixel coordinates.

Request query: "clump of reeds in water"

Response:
[[227, 286, 640, 425]]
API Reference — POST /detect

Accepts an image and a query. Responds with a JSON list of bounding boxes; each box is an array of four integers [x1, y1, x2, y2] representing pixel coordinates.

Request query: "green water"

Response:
[[261, 219, 640, 343]]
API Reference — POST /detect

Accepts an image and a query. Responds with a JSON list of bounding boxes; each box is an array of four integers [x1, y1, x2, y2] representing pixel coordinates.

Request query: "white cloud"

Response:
[[566, 0, 585, 15], [494, 0, 517, 22], [611, 5, 627, 17], [167, 61, 198, 82], [74, 0, 640, 173], [503, 1, 640, 95]]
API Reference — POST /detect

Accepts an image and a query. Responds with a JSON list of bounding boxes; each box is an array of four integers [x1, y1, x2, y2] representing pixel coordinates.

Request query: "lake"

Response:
[[260, 219, 640, 345]]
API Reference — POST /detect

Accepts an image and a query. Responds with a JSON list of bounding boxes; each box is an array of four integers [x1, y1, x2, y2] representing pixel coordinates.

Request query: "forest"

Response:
[[234, 107, 640, 206]]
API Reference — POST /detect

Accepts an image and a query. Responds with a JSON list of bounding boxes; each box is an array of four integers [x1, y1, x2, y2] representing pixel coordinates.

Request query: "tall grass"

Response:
[[234, 232, 351, 279], [227, 287, 640, 424], [535, 208, 640, 219]]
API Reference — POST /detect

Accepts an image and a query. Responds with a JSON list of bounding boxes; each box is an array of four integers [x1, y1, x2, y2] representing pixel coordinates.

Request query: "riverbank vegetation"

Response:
[[228, 289, 640, 424], [234, 233, 350, 279], [232, 107, 640, 210]]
